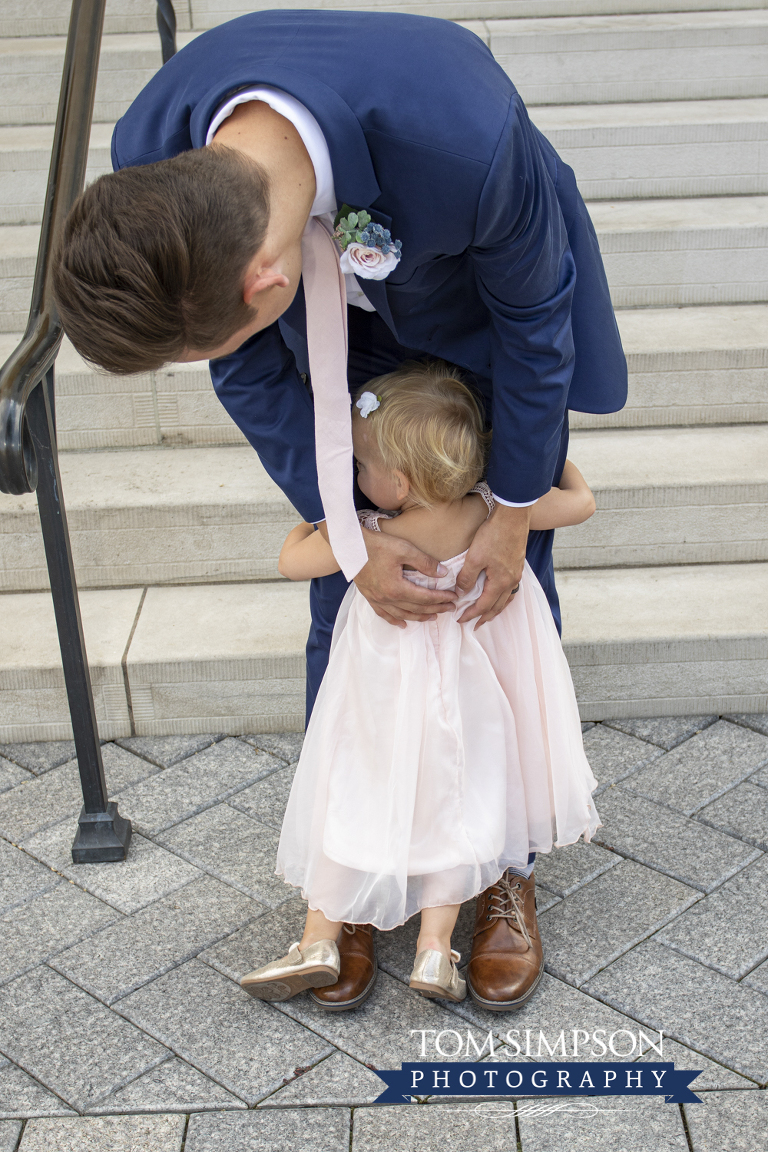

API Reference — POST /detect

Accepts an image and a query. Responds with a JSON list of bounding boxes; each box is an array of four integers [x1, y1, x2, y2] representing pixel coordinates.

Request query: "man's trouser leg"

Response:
[[525, 412, 570, 637]]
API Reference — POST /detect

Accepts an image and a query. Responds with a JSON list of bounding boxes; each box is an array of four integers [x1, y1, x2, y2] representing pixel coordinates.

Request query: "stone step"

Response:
[[591, 195, 768, 309], [0, 562, 764, 740], [0, 31, 177, 128], [531, 99, 768, 201], [0, 582, 310, 741], [561, 424, 768, 568], [1, 0, 191, 39], [0, 333, 243, 451], [4, 99, 766, 226], [0, 445, 299, 592], [483, 10, 768, 106], [3, 1, 765, 40], [3, 196, 767, 330], [571, 304, 768, 431], [559, 562, 768, 721], [1, 304, 764, 457], [0, 124, 112, 226], [3, 11, 768, 129], [0, 587, 143, 742], [1, 425, 766, 591]]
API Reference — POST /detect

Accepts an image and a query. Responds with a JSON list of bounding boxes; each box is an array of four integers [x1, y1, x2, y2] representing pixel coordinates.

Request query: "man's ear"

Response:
[[243, 266, 290, 305]]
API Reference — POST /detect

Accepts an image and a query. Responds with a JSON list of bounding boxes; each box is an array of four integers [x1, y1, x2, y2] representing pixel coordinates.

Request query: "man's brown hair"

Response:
[[53, 146, 269, 375]]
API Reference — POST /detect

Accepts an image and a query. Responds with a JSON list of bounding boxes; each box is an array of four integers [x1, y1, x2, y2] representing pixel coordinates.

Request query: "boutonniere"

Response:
[[333, 204, 402, 281]]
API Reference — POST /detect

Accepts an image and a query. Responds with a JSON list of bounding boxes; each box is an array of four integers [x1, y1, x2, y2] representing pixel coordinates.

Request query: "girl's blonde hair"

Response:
[[354, 360, 490, 508]]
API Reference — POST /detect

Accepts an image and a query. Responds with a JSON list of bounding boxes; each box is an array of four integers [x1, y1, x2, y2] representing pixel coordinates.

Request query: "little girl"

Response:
[[241, 360, 599, 1008]]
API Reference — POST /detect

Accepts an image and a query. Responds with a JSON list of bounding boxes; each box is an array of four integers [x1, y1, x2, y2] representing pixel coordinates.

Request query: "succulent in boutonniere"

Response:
[[333, 204, 402, 281]]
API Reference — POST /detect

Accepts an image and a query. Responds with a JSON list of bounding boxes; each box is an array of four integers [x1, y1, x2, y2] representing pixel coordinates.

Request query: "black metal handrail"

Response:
[[0, 0, 176, 862], [0, 0, 106, 496], [157, 0, 178, 66], [0, 0, 177, 492]]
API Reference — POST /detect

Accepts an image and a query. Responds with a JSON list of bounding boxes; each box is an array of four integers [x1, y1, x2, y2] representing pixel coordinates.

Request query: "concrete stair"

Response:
[[0, 2, 767, 736], [4, 196, 767, 330], [0, 582, 310, 741], [0, 124, 112, 226], [3, 1, 766, 40], [561, 425, 768, 568], [0, 1, 191, 40], [531, 100, 768, 201], [3, 304, 765, 453], [0, 446, 297, 591], [0, 32, 175, 128], [590, 196, 768, 308], [0, 334, 243, 451], [573, 305, 768, 431], [2, 11, 767, 128], [1, 426, 766, 591], [483, 10, 768, 105], [4, 100, 767, 228], [559, 563, 768, 720], [1, 563, 764, 741]]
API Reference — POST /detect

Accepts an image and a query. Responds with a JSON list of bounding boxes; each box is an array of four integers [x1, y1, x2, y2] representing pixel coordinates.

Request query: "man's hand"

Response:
[[456, 503, 532, 628], [354, 529, 457, 627]]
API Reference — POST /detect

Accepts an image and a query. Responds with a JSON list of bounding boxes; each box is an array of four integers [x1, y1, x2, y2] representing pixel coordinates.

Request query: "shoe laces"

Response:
[[486, 874, 532, 948]]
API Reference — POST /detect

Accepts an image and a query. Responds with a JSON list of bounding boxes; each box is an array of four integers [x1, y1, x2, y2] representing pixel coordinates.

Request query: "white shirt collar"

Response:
[[206, 87, 376, 313], [206, 86, 336, 217]]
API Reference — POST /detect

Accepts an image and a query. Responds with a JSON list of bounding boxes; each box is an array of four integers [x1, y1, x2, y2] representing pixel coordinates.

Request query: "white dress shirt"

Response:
[[206, 88, 535, 508]]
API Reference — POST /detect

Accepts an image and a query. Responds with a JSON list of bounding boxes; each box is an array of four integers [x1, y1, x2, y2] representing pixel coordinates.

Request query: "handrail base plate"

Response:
[[71, 801, 132, 863]]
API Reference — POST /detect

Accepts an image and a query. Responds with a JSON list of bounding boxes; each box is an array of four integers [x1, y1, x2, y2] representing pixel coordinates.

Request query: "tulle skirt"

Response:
[[276, 555, 599, 931]]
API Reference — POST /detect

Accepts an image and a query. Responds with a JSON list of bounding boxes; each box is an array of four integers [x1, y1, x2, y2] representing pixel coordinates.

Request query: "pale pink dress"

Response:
[[276, 484, 599, 931]]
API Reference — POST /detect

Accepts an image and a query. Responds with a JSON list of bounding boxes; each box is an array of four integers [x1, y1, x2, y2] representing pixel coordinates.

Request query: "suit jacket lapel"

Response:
[[345, 207, 397, 332]]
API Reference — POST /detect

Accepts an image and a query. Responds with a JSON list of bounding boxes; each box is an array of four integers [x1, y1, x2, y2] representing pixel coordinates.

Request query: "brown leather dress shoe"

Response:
[[466, 870, 544, 1011], [309, 923, 377, 1011]]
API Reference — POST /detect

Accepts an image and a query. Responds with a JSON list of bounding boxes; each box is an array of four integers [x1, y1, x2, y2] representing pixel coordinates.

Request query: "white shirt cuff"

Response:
[[491, 493, 538, 508]]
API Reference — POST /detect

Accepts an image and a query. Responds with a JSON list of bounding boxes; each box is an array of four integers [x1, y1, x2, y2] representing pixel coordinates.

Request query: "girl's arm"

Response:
[[528, 459, 596, 531], [278, 523, 341, 580]]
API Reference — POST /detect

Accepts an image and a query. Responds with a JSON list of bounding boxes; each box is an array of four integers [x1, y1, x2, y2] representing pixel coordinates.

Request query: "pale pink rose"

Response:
[[339, 242, 399, 281]]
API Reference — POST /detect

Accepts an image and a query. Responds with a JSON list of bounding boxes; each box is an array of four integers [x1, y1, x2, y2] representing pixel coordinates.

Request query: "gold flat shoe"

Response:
[[409, 948, 467, 1002], [241, 939, 340, 1002]]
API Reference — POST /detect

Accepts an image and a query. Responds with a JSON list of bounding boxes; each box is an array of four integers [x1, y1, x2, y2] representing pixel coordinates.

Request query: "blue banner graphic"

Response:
[[374, 1062, 702, 1104]]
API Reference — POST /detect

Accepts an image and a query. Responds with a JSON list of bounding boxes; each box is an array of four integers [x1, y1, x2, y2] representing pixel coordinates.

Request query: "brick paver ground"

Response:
[[1, 716, 767, 1150]]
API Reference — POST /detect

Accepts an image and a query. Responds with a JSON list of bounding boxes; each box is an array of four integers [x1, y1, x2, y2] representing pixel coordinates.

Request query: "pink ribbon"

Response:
[[301, 216, 368, 581]]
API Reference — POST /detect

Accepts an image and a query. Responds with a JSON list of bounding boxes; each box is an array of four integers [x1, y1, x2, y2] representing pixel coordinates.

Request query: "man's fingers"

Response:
[[377, 602, 443, 622], [459, 580, 518, 625], [370, 604, 407, 628], [455, 557, 482, 592], [458, 572, 504, 622], [408, 547, 445, 579], [371, 603, 441, 626], [457, 587, 495, 624], [385, 589, 456, 610], [364, 577, 456, 608], [474, 590, 514, 629], [367, 530, 444, 580]]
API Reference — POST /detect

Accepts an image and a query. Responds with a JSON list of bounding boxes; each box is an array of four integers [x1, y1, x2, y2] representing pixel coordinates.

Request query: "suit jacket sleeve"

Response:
[[469, 95, 577, 505], [209, 322, 324, 523]]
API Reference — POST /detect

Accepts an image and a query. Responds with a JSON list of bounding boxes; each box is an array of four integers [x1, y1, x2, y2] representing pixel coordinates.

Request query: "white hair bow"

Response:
[[355, 392, 381, 418]]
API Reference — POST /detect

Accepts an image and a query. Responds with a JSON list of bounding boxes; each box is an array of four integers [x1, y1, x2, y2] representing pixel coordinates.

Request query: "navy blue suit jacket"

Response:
[[112, 10, 627, 521]]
